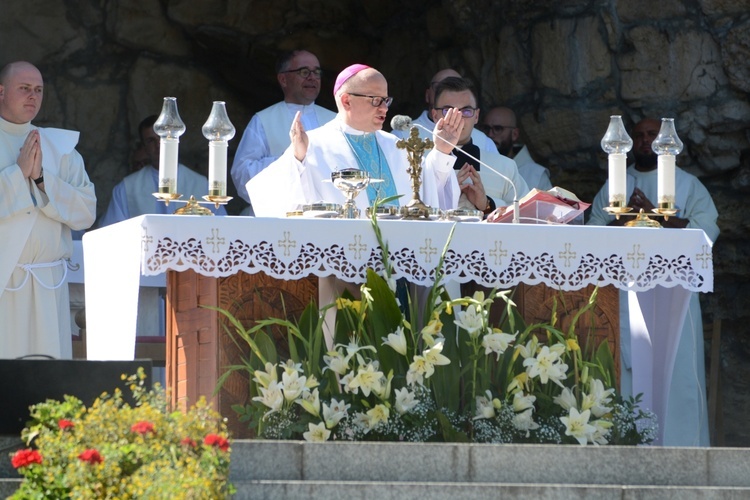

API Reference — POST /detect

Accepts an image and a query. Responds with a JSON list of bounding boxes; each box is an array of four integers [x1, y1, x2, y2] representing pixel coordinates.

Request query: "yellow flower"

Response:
[[335, 297, 351, 310], [566, 338, 580, 352]]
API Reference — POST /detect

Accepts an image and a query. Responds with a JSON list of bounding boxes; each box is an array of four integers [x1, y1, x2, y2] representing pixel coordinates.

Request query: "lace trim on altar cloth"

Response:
[[144, 236, 707, 292]]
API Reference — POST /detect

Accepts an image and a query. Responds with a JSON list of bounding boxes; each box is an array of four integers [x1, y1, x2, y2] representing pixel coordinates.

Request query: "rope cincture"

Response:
[[5, 259, 69, 292]]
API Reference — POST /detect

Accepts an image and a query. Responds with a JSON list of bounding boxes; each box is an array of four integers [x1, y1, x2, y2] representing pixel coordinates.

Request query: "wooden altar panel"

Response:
[[462, 282, 620, 386], [514, 283, 620, 385], [166, 270, 318, 438]]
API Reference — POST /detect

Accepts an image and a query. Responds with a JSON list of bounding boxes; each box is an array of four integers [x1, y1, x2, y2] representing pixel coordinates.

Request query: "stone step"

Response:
[[5, 439, 750, 497], [230, 480, 750, 500], [229, 441, 750, 488]]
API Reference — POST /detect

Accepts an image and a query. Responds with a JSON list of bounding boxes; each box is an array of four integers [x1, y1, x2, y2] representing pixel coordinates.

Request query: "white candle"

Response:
[[608, 153, 627, 205], [657, 154, 676, 204], [208, 141, 228, 197], [159, 137, 179, 193]]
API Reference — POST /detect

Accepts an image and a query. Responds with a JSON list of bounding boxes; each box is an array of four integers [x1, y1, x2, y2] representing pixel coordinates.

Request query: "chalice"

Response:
[[332, 169, 372, 219]]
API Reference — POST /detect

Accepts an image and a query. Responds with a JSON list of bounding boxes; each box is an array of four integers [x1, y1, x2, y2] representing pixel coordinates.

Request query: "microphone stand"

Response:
[[404, 120, 521, 224]]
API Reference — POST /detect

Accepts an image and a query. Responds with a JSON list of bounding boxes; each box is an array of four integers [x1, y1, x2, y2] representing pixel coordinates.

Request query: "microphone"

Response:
[[390, 114, 520, 223], [390, 115, 413, 131]]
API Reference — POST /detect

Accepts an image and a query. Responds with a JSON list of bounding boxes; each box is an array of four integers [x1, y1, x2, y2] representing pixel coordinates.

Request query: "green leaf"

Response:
[[436, 411, 470, 442]]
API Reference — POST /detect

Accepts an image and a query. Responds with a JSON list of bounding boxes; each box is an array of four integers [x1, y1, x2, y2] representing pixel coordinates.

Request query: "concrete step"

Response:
[[230, 480, 750, 500], [5, 439, 750, 498], [229, 440, 750, 488]]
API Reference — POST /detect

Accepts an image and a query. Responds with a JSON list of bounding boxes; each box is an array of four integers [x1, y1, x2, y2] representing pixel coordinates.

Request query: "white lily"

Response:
[[252, 362, 277, 388], [522, 345, 568, 387], [281, 370, 307, 402], [582, 379, 615, 418], [512, 391, 536, 413], [553, 387, 578, 411], [423, 342, 450, 367], [382, 326, 408, 356], [474, 390, 495, 420], [482, 331, 517, 360], [454, 304, 485, 339], [322, 398, 350, 428], [252, 381, 284, 413], [513, 408, 540, 436], [367, 404, 390, 428], [347, 362, 384, 397], [295, 388, 320, 417], [302, 422, 331, 442], [590, 418, 613, 445], [407, 355, 434, 386], [352, 412, 372, 432], [394, 387, 418, 414], [280, 360, 303, 374], [323, 350, 349, 376], [560, 407, 596, 446]]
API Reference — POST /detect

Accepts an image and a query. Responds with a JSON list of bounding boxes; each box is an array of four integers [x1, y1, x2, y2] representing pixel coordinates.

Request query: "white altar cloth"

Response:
[[83, 215, 713, 445]]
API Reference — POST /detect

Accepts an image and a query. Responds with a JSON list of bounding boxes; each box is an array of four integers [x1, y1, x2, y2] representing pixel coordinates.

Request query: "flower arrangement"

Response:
[[9, 369, 234, 499], [216, 201, 657, 446]]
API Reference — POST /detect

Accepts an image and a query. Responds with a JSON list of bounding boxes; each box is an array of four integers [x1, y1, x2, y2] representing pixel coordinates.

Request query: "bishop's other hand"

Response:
[[290, 111, 309, 162]]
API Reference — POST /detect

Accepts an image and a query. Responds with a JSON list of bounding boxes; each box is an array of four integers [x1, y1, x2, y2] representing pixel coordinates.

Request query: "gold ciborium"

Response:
[[332, 169, 371, 219], [396, 127, 433, 219]]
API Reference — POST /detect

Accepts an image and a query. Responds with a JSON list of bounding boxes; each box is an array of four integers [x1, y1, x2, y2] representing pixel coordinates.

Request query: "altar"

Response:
[[83, 215, 713, 444]]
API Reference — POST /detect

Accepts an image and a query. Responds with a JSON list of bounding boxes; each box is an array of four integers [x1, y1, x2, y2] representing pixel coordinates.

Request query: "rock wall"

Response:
[[2, 0, 748, 445]]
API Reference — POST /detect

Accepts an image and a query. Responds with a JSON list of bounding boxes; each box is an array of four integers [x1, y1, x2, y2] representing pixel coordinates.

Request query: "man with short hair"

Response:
[[98, 115, 225, 227], [0, 61, 96, 359], [393, 68, 496, 153], [231, 49, 336, 214], [431, 77, 529, 215], [481, 106, 552, 191], [588, 117, 719, 446], [248, 64, 462, 216]]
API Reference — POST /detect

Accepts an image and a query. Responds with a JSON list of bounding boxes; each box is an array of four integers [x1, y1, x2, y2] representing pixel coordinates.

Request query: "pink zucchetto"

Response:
[[333, 64, 371, 96]]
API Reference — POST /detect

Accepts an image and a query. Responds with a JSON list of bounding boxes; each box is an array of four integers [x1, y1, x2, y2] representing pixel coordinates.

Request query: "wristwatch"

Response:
[[33, 167, 44, 185]]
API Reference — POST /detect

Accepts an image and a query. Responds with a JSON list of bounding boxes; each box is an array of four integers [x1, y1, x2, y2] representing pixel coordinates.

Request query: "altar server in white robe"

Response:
[[430, 77, 529, 216], [392, 68, 497, 154], [231, 49, 336, 215], [0, 61, 96, 359], [248, 64, 462, 217], [98, 114, 225, 228], [588, 118, 719, 447], [481, 106, 553, 191]]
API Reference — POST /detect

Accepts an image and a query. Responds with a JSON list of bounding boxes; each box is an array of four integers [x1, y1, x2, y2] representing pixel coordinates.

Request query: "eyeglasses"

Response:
[[279, 67, 323, 79], [435, 106, 478, 118], [481, 124, 516, 134], [348, 93, 394, 108]]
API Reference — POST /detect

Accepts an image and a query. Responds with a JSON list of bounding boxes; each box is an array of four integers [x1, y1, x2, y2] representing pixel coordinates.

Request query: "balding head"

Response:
[[0, 61, 44, 124], [0, 61, 40, 86], [425, 68, 462, 108], [336, 67, 390, 132]]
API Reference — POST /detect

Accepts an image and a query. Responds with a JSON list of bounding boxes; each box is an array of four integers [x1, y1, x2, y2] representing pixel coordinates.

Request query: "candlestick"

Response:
[[202, 101, 235, 203], [153, 97, 186, 201], [601, 115, 633, 216], [652, 118, 682, 213]]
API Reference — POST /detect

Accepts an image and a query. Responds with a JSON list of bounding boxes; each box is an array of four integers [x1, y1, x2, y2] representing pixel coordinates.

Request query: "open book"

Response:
[[487, 187, 591, 224]]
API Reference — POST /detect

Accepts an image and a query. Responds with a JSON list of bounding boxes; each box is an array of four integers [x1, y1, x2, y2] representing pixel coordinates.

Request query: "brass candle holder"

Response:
[[604, 201, 677, 228], [396, 127, 433, 219], [153, 193, 223, 216]]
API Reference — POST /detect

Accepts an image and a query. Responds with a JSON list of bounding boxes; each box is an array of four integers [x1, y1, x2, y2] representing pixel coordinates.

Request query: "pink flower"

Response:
[[204, 434, 230, 452], [78, 449, 103, 464], [11, 449, 42, 469], [131, 421, 155, 435], [58, 419, 75, 430]]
